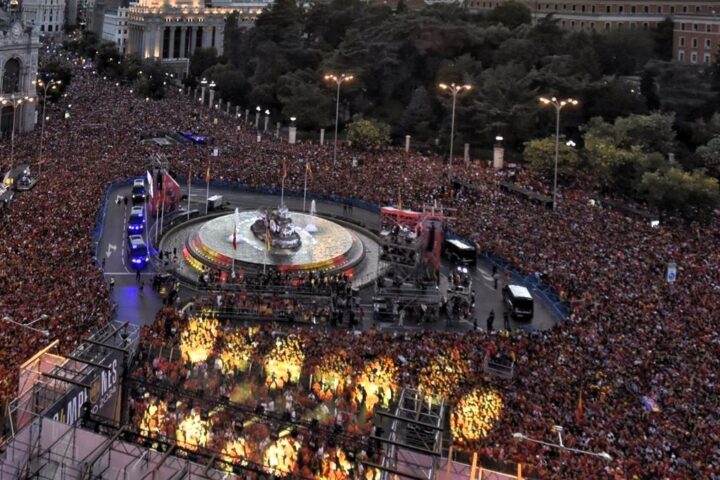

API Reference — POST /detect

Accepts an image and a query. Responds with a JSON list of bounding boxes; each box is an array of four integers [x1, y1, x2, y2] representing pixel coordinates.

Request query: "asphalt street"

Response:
[[97, 183, 558, 332]]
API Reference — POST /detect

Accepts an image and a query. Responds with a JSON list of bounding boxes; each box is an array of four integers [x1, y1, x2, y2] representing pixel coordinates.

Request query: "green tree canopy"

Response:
[[487, 0, 531, 29], [347, 119, 391, 149], [523, 136, 580, 180], [639, 168, 719, 220]]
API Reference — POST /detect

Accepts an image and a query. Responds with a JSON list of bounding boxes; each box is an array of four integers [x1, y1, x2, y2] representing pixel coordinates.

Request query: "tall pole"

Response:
[[449, 89, 457, 170], [39, 92, 47, 175], [303, 162, 308, 213], [333, 81, 341, 167], [540, 96, 578, 211], [11, 104, 18, 170], [187, 167, 192, 221], [205, 161, 211, 215], [553, 106, 560, 211]]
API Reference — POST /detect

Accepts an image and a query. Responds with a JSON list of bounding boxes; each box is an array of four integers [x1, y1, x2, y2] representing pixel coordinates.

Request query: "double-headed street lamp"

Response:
[[438, 82, 472, 172], [539, 96, 579, 210], [513, 426, 612, 462], [1, 94, 35, 172], [323, 73, 354, 167], [34, 78, 62, 175]]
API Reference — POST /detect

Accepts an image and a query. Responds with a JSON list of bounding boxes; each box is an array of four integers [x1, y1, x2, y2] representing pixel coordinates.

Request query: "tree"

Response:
[[401, 86, 435, 140], [275, 69, 333, 130], [614, 113, 676, 155], [136, 62, 168, 100], [189, 47, 219, 80], [696, 136, 720, 178], [487, 1, 531, 29], [593, 31, 655, 75], [653, 18, 674, 61], [640, 69, 661, 111], [523, 136, 580, 180], [639, 168, 720, 220], [347, 119, 391, 149]]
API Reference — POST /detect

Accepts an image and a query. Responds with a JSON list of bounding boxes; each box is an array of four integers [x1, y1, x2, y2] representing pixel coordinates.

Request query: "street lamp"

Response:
[[200, 77, 208, 104], [438, 82, 472, 172], [566, 140, 576, 147], [264, 109, 270, 132], [255, 106, 261, 129], [323, 73, 354, 166], [539, 96, 579, 210], [0, 95, 35, 172], [35, 78, 62, 175], [512, 428, 612, 462], [2, 315, 49, 337]]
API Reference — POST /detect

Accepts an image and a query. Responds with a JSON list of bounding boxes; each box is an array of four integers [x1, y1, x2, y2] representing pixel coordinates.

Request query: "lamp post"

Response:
[[323, 73, 354, 167], [512, 426, 612, 462], [264, 109, 270, 133], [438, 82, 472, 173], [200, 78, 208, 104], [2, 315, 49, 337], [1, 95, 35, 171], [208, 80, 216, 109], [255, 106, 261, 129], [35, 79, 62, 175], [539, 96, 579, 211]]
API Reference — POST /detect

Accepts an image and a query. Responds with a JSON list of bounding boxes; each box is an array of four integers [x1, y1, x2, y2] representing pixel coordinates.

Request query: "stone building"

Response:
[[0, 10, 40, 135]]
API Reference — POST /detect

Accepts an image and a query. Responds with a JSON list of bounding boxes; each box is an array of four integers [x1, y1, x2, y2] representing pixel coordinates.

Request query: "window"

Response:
[[606, 5, 610, 13], [644, 6, 648, 13], [704, 53, 711, 64], [706, 39, 712, 49], [618, 5, 623, 13], [657, 6, 662, 13], [696, 6, 700, 12], [691, 52, 698, 63], [605, 22, 610, 30], [591, 5, 595, 12], [683, 6, 688, 13], [678, 50, 685, 62], [40, 24, 44, 31], [570, 21, 575, 28], [692, 38, 698, 48], [631, 6, 635, 13], [693, 24, 698, 31], [679, 37, 685, 47], [681, 23, 685, 31], [670, 6, 675, 13], [618, 22, 623, 30], [643, 22, 648, 30]]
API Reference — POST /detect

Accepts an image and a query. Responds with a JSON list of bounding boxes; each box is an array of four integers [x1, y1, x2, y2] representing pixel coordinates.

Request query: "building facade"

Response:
[[466, 1, 720, 65], [0, 12, 40, 135], [124, 0, 269, 77], [21, 0, 66, 37], [101, 6, 128, 54]]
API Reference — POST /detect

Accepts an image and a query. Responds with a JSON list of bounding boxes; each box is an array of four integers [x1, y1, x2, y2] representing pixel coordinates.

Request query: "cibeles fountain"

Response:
[[182, 202, 367, 274]]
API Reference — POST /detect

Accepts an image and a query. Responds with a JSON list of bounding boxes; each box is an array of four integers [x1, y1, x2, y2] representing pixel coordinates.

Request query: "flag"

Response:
[[397, 192, 403, 210], [205, 163, 211, 183], [305, 161, 313, 180], [575, 389, 584, 424], [282, 159, 288, 180], [265, 221, 272, 252]]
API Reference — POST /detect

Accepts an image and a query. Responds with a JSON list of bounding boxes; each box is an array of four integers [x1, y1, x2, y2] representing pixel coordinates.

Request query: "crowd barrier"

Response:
[[92, 177, 569, 322]]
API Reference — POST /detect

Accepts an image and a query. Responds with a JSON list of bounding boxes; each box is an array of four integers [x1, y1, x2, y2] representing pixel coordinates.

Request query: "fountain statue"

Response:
[[251, 205, 302, 249]]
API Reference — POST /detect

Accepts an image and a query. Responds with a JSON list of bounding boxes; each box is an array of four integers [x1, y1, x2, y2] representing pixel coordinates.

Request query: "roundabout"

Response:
[[185, 209, 363, 273]]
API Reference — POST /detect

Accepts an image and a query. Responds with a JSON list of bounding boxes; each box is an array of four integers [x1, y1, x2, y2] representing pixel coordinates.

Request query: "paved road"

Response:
[[97, 183, 558, 333]]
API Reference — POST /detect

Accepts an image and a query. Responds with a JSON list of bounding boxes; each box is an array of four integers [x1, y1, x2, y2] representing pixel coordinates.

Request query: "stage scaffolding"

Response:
[[4, 320, 140, 447], [370, 387, 447, 480]]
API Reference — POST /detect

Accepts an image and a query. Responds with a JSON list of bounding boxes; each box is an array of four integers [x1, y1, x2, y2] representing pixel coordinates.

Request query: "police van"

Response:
[[127, 235, 149, 269], [128, 206, 145, 234], [131, 179, 146, 204], [502, 284, 534, 320]]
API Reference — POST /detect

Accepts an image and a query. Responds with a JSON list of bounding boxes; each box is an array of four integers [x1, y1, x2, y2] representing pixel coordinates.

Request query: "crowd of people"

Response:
[[0, 47, 718, 478]]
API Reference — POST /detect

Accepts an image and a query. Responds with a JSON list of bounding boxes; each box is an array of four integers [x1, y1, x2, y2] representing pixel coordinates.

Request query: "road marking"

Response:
[[106, 243, 117, 258]]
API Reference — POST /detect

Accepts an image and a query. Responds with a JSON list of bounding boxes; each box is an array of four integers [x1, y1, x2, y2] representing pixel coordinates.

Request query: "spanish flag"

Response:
[[205, 163, 211, 183], [575, 389, 584, 425], [265, 221, 272, 252], [305, 161, 313, 180]]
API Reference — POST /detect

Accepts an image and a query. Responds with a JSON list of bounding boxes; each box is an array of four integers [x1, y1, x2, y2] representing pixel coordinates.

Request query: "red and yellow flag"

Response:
[[205, 162, 211, 183], [265, 222, 272, 252], [305, 161, 313, 180]]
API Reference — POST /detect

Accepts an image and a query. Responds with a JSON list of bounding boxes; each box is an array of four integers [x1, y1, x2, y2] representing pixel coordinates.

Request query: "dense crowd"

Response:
[[0, 50, 718, 478]]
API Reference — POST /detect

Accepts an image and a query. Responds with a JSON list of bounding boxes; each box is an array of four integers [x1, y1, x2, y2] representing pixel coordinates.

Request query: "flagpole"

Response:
[[187, 168, 191, 221], [160, 182, 165, 236], [205, 160, 210, 215], [303, 162, 308, 213]]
